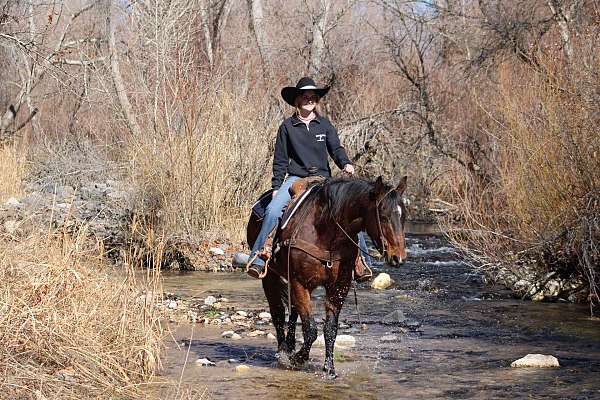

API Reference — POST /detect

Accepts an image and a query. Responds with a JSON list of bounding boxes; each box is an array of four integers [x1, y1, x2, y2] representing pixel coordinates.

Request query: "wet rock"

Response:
[[204, 296, 217, 306], [511, 354, 560, 368], [232, 253, 250, 266], [236, 364, 250, 373], [259, 312, 272, 320], [383, 310, 407, 325], [210, 247, 225, 256], [545, 280, 561, 297], [380, 334, 400, 343], [267, 333, 276, 340], [231, 333, 242, 340], [196, 358, 216, 367], [314, 334, 356, 349], [371, 273, 393, 289], [247, 330, 266, 337], [221, 330, 235, 338]]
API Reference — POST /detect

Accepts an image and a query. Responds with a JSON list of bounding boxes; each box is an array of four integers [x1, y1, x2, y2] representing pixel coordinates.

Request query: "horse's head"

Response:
[[365, 176, 408, 266]]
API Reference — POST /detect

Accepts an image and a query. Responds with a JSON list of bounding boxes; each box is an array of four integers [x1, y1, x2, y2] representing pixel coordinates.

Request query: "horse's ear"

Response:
[[370, 176, 385, 200], [375, 176, 384, 191], [395, 176, 407, 195]]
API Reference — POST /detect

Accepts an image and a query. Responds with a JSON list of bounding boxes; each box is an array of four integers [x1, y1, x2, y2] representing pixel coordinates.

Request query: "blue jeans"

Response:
[[250, 175, 371, 267], [358, 231, 372, 266], [250, 176, 300, 265]]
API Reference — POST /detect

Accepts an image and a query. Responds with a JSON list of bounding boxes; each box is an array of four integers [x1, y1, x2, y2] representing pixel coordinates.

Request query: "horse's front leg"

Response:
[[285, 307, 298, 353], [262, 275, 288, 355], [289, 282, 317, 368], [323, 277, 352, 379]]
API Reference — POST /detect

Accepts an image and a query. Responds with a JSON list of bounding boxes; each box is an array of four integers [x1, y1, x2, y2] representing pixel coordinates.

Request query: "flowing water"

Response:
[[159, 230, 600, 399]]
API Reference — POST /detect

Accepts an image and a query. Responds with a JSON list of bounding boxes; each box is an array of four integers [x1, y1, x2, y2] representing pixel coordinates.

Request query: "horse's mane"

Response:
[[314, 177, 399, 224]]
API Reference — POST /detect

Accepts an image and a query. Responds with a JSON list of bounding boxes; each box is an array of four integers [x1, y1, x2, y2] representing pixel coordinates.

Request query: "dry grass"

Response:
[[124, 84, 273, 243], [0, 143, 27, 203], [0, 227, 164, 399], [444, 50, 600, 300]]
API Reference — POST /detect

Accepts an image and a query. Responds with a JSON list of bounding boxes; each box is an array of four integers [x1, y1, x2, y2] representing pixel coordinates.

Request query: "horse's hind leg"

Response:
[[289, 282, 317, 368], [322, 278, 352, 379], [262, 275, 287, 354]]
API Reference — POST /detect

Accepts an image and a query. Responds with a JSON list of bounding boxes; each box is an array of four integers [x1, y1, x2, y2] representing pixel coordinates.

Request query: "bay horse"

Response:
[[247, 176, 407, 378]]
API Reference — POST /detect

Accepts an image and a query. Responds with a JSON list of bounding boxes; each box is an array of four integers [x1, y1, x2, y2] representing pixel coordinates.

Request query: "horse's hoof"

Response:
[[290, 353, 306, 368], [276, 351, 292, 368], [322, 368, 337, 380]]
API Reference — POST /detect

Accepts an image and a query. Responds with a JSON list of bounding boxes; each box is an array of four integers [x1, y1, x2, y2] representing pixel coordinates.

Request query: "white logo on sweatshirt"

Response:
[[315, 134, 326, 142]]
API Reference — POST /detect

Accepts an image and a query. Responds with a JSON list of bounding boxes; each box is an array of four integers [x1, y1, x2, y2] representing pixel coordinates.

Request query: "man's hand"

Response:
[[272, 190, 278, 198], [343, 164, 355, 175]]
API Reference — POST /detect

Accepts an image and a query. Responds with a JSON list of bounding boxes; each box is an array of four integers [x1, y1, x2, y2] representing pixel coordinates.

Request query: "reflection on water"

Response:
[[160, 234, 600, 399]]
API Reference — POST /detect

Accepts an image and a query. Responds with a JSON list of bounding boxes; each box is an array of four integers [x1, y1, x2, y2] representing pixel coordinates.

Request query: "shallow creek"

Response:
[[159, 232, 600, 399]]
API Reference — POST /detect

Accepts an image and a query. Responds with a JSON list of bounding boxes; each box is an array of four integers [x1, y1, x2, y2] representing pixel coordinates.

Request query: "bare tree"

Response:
[[106, 0, 142, 138], [547, 0, 582, 60], [247, 0, 271, 72], [307, 0, 331, 76], [0, 0, 100, 141]]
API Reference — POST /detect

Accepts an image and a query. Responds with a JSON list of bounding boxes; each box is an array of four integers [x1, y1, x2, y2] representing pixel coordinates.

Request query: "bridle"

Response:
[[374, 187, 396, 258], [332, 186, 397, 259]]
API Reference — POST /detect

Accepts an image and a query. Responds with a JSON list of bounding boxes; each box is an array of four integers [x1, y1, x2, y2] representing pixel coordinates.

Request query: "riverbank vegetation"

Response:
[[1, 0, 599, 394], [0, 226, 164, 398]]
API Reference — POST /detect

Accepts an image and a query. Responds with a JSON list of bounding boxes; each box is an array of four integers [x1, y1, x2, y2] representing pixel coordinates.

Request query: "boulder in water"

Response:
[[371, 273, 393, 289], [511, 354, 560, 368]]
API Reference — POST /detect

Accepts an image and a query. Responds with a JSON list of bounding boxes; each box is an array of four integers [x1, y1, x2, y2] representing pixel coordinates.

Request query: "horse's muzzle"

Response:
[[388, 254, 403, 266]]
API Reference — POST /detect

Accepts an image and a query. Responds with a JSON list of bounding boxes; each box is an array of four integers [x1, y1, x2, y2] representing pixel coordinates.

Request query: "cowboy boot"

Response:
[[354, 254, 372, 283], [247, 252, 266, 279]]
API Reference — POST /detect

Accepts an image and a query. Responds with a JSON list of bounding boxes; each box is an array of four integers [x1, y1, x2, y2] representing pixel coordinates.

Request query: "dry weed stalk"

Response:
[[0, 227, 164, 399]]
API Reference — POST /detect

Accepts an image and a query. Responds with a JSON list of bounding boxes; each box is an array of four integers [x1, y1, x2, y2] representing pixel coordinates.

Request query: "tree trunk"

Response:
[[547, 0, 578, 61], [106, 0, 143, 137], [199, 0, 214, 67], [247, 0, 271, 73], [308, 0, 331, 77]]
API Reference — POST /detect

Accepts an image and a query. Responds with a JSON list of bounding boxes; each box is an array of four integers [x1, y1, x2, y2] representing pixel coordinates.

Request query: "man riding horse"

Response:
[[247, 77, 372, 282]]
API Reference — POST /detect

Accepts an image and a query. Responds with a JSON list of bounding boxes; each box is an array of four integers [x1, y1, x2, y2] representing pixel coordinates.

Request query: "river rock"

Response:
[[3, 220, 18, 234], [511, 354, 560, 368], [371, 273, 393, 289], [383, 310, 407, 325], [231, 333, 242, 340], [247, 330, 266, 337], [196, 358, 216, 367], [314, 334, 356, 349], [545, 280, 561, 297], [236, 310, 248, 317], [380, 334, 400, 343], [259, 312, 272, 320], [267, 333, 276, 340], [166, 300, 178, 309], [4, 197, 20, 207], [204, 295, 217, 305], [221, 330, 235, 338], [232, 253, 250, 266], [236, 364, 250, 373], [210, 247, 225, 256]]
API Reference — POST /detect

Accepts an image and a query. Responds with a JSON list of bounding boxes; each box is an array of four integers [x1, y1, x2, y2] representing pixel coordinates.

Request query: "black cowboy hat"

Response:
[[281, 77, 330, 106]]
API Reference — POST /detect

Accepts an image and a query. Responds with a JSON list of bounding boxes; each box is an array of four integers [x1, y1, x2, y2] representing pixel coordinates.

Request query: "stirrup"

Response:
[[246, 253, 269, 279]]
